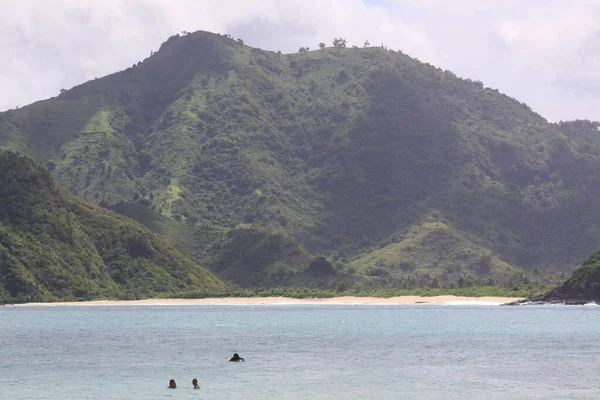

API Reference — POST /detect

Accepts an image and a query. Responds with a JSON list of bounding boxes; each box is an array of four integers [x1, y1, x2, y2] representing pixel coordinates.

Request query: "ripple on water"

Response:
[[1, 305, 599, 400]]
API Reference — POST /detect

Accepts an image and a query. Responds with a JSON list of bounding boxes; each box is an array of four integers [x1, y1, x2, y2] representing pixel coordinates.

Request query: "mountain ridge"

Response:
[[2, 30, 600, 287]]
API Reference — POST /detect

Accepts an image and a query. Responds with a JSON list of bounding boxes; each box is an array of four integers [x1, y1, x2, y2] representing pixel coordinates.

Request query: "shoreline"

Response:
[[14, 295, 523, 307]]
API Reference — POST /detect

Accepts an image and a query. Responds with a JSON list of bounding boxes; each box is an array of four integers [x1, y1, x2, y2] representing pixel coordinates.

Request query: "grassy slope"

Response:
[[2, 31, 600, 287], [0, 151, 224, 303]]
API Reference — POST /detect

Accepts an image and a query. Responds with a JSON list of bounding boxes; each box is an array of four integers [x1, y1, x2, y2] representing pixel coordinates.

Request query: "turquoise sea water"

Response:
[[1, 304, 599, 399]]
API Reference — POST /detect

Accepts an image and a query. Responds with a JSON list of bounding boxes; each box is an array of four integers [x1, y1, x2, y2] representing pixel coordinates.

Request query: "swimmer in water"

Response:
[[229, 353, 245, 362], [168, 379, 177, 389], [192, 378, 200, 389]]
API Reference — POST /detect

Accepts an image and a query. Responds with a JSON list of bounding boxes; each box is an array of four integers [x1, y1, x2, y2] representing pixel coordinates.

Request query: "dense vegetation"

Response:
[[2, 30, 600, 290], [0, 151, 224, 303], [164, 285, 552, 300]]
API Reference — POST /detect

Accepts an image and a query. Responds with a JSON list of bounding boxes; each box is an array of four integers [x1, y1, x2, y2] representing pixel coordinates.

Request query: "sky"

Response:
[[1, 0, 600, 122]]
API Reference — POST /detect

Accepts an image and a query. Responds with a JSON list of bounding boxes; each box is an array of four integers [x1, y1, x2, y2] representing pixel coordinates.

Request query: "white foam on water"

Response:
[[440, 301, 506, 306]]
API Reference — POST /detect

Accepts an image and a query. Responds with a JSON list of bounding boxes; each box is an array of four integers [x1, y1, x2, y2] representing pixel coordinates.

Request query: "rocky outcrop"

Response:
[[505, 250, 600, 305]]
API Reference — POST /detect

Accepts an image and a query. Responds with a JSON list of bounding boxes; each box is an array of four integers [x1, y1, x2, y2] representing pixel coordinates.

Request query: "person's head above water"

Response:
[[229, 353, 245, 362], [192, 378, 200, 389], [168, 379, 177, 389]]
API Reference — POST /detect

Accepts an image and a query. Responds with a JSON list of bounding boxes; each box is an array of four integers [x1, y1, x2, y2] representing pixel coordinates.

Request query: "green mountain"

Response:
[[2, 30, 600, 286], [0, 151, 224, 303]]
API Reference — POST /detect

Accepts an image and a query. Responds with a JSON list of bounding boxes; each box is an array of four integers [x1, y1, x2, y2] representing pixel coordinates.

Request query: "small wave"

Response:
[[513, 301, 600, 307], [441, 301, 506, 306]]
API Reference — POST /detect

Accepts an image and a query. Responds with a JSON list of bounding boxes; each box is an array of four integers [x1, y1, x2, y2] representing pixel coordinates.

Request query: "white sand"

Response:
[[16, 295, 522, 306]]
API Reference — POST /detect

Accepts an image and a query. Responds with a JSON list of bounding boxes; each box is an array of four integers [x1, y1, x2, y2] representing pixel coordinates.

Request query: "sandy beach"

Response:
[[16, 295, 523, 307]]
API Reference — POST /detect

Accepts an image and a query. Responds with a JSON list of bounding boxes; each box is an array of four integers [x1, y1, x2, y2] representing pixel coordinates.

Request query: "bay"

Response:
[[1, 304, 599, 399]]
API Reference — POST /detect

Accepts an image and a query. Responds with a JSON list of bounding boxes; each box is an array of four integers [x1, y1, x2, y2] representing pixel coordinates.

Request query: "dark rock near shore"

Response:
[[504, 297, 592, 306], [504, 250, 600, 306]]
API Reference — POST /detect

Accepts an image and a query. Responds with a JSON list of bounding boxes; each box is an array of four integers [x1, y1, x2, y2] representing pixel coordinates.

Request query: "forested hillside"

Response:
[[2, 30, 600, 288], [0, 151, 224, 303]]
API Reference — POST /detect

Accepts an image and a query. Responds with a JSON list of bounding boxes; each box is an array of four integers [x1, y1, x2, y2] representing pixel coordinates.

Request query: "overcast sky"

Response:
[[2, 0, 600, 122]]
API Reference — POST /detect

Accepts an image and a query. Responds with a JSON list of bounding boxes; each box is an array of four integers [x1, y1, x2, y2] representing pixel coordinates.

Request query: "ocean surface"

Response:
[[1, 303, 599, 399]]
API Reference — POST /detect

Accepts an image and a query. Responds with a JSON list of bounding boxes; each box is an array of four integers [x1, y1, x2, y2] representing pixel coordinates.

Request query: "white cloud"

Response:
[[1, 0, 600, 122], [378, 0, 600, 121]]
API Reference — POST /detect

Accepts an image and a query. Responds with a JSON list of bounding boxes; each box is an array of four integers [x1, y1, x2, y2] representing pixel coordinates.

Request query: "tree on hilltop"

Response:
[[333, 38, 347, 53]]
